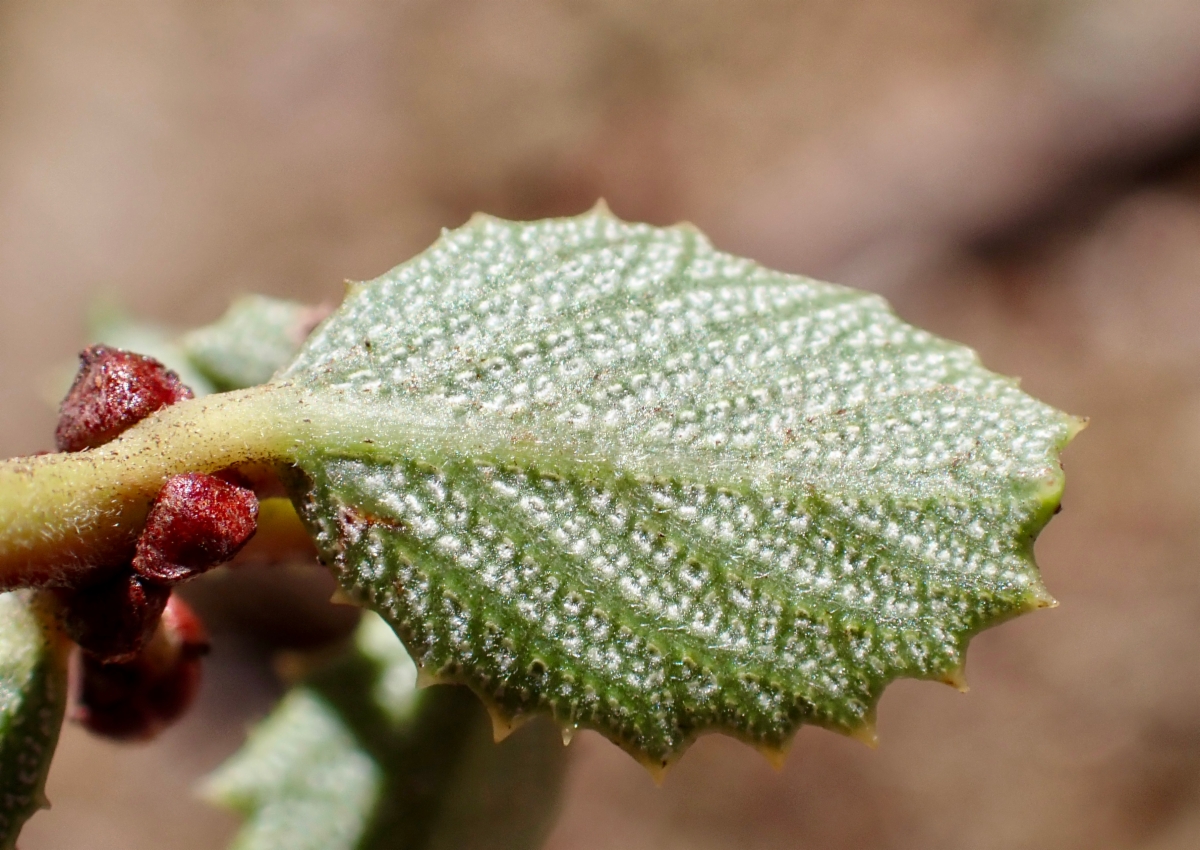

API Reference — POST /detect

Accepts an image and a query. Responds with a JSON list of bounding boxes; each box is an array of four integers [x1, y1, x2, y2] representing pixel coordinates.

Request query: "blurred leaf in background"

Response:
[[203, 612, 568, 850], [182, 295, 327, 392], [0, 592, 69, 850]]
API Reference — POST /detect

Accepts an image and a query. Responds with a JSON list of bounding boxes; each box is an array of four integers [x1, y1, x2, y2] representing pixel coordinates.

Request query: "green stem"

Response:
[[0, 384, 301, 590], [0, 370, 729, 590]]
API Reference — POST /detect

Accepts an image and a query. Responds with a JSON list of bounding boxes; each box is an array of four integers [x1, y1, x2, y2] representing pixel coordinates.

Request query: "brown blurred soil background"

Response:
[[2, 2, 1200, 848]]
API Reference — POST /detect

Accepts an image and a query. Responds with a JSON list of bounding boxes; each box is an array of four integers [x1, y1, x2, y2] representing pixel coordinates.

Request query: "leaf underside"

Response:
[[280, 207, 1077, 769], [0, 592, 69, 850], [204, 613, 567, 850]]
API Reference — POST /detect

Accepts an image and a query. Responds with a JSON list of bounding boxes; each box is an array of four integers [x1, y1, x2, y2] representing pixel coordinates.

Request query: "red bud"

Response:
[[72, 595, 210, 741], [132, 473, 259, 585], [56, 345, 193, 452], [56, 572, 170, 663]]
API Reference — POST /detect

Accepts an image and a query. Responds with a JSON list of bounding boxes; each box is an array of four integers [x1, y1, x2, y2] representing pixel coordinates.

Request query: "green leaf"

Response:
[[0, 591, 70, 850], [204, 612, 567, 850], [278, 207, 1078, 772], [182, 295, 321, 392]]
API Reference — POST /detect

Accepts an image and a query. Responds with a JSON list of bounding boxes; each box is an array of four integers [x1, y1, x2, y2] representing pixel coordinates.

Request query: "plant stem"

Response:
[[0, 385, 299, 590]]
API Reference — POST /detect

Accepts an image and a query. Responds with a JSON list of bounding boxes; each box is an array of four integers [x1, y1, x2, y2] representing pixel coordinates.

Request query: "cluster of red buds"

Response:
[[53, 345, 259, 740]]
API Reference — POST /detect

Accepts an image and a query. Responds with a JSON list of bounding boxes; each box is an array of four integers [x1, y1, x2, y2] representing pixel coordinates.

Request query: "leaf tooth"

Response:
[[410, 661, 532, 744], [415, 666, 442, 689], [1032, 589, 1059, 610], [466, 210, 499, 228], [841, 710, 879, 749], [753, 740, 791, 772], [1018, 578, 1058, 612], [560, 725, 576, 746], [488, 707, 529, 744], [634, 752, 671, 787], [939, 666, 970, 693], [328, 586, 358, 606]]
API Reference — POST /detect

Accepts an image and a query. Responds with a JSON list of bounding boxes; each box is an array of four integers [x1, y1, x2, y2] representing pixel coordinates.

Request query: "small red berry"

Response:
[[72, 595, 210, 741], [56, 572, 170, 663], [132, 473, 259, 585], [56, 345, 193, 452]]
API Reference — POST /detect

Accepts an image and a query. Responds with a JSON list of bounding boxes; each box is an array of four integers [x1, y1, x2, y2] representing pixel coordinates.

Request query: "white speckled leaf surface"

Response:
[[278, 208, 1078, 768]]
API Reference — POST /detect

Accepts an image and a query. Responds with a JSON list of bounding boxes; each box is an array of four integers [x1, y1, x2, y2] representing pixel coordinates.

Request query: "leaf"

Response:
[[203, 612, 567, 850], [0, 591, 70, 850], [182, 295, 322, 392], [276, 207, 1079, 772]]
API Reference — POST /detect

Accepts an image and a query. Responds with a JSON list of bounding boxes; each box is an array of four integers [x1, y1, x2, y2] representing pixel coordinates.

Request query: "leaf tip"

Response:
[[561, 724, 576, 746]]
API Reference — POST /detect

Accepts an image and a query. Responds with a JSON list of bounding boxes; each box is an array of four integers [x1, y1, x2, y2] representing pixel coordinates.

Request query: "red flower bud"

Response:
[[56, 572, 170, 663], [72, 595, 210, 741], [132, 473, 259, 585], [56, 345, 193, 452]]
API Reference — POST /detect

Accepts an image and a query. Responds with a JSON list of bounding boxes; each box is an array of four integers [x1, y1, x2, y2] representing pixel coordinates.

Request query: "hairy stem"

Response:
[[0, 384, 301, 589]]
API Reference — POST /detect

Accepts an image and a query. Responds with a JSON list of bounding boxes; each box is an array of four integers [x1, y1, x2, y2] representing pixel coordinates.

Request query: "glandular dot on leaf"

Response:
[[270, 207, 1079, 770]]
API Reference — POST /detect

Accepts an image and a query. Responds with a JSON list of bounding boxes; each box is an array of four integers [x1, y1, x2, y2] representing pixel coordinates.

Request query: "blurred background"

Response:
[[2, 1, 1199, 848]]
